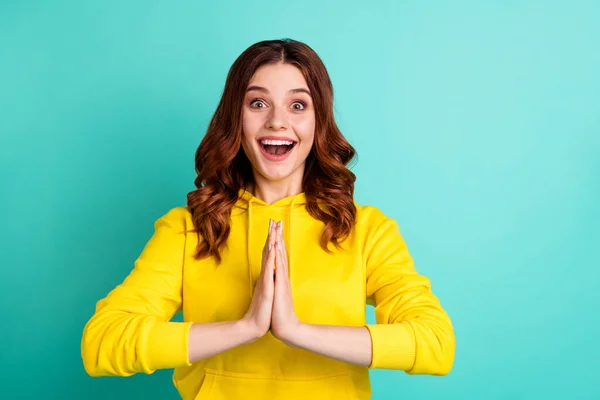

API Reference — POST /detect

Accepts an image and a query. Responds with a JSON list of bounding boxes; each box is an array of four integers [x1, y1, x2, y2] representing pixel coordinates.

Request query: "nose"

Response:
[[265, 106, 288, 131]]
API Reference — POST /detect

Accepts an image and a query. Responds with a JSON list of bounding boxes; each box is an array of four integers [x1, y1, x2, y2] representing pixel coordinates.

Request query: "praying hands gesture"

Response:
[[241, 219, 299, 344], [241, 219, 372, 366], [270, 220, 301, 345]]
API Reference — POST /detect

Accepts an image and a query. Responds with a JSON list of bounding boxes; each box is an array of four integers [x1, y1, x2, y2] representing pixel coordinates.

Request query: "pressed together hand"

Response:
[[271, 220, 301, 343], [241, 219, 300, 344], [242, 219, 277, 339]]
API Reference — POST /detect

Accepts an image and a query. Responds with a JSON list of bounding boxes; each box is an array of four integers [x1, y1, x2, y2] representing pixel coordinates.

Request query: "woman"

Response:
[[81, 38, 455, 399]]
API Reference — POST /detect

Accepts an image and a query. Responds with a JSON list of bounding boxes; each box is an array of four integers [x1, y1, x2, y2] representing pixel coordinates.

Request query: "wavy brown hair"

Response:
[[186, 38, 357, 263]]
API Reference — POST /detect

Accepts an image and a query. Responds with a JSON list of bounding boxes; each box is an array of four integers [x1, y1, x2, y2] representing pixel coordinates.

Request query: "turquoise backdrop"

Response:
[[2, 1, 599, 399]]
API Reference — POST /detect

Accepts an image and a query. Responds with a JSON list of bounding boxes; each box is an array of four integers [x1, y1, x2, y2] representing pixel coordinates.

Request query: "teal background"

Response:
[[1, 1, 599, 399]]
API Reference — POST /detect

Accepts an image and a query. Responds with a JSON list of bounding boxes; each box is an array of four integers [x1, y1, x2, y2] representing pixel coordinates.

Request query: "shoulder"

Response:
[[354, 203, 398, 232], [353, 202, 410, 259], [154, 206, 195, 234], [353, 202, 406, 249]]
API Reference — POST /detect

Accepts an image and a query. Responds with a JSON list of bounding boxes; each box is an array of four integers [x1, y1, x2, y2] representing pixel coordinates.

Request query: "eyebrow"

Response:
[[246, 85, 311, 96]]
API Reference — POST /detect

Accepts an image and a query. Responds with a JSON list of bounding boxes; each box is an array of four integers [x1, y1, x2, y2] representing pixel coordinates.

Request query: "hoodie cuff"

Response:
[[145, 321, 194, 371], [366, 322, 416, 370]]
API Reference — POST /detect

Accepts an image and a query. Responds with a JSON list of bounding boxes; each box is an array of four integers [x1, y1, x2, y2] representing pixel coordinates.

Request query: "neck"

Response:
[[249, 175, 304, 205]]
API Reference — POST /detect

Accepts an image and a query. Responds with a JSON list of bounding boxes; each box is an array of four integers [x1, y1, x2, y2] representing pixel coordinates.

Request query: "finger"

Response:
[[263, 220, 277, 263], [282, 240, 289, 274], [260, 223, 275, 277], [270, 219, 276, 243], [276, 243, 292, 296], [274, 242, 284, 288], [278, 221, 289, 264], [282, 253, 289, 281], [280, 241, 290, 279], [278, 221, 283, 242], [262, 219, 272, 257], [269, 220, 278, 250], [274, 227, 287, 273], [280, 244, 291, 289], [264, 240, 276, 285], [270, 221, 279, 270]]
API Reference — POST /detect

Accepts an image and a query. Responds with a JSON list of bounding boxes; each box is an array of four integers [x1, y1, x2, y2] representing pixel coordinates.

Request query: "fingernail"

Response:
[[269, 219, 273, 232], [269, 243, 272, 251]]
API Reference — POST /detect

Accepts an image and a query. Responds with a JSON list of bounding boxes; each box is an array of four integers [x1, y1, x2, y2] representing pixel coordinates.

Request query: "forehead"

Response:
[[247, 63, 309, 94]]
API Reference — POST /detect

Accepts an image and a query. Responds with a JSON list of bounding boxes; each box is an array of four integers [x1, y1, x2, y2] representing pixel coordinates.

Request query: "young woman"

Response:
[[81, 38, 455, 399]]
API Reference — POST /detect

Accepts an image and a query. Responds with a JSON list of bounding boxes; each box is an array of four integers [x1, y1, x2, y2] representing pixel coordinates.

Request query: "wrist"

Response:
[[236, 318, 265, 343], [279, 321, 306, 348]]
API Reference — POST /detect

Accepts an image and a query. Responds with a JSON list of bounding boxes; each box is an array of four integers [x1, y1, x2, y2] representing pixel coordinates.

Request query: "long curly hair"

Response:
[[186, 38, 357, 263]]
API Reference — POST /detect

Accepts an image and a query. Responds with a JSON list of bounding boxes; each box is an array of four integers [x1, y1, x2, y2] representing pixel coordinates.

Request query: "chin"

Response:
[[258, 166, 294, 182]]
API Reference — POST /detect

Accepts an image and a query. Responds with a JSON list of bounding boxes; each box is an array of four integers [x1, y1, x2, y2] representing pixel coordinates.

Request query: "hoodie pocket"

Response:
[[195, 368, 358, 400]]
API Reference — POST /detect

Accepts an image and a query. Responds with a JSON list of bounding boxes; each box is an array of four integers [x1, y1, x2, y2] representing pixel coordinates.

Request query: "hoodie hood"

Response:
[[233, 188, 307, 297]]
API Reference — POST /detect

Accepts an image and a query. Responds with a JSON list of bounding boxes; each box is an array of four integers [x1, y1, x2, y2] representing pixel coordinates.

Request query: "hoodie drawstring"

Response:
[[241, 189, 304, 299], [247, 199, 254, 298], [287, 196, 296, 284]]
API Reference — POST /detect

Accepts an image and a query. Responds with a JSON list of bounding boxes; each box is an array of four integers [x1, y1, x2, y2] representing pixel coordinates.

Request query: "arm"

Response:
[[80, 208, 257, 377], [279, 212, 455, 374], [284, 324, 373, 367], [270, 224, 373, 367], [363, 215, 455, 374], [187, 320, 260, 364]]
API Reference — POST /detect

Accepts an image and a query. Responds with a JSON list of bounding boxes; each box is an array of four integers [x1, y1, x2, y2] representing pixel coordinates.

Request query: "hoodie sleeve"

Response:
[[81, 207, 194, 377], [364, 211, 455, 375]]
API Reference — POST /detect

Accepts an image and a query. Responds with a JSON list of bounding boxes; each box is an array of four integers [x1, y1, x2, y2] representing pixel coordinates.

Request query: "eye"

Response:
[[291, 101, 307, 111], [249, 99, 267, 109]]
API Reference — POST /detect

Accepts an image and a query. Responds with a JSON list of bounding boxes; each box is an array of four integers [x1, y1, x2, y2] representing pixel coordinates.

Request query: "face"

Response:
[[241, 63, 316, 186]]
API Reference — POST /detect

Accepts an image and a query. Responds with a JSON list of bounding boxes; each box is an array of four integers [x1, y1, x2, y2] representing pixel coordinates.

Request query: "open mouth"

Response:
[[258, 138, 297, 156]]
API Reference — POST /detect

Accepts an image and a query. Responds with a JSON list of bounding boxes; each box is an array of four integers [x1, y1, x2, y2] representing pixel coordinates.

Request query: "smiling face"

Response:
[[241, 62, 316, 188]]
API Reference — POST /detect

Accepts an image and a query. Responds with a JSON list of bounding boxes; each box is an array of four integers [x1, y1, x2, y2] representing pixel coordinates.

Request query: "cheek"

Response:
[[293, 117, 316, 144], [241, 114, 257, 153], [242, 111, 263, 138]]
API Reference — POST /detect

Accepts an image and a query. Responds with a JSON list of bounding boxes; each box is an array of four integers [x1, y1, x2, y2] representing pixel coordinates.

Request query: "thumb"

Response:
[[264, 241, 276, 289], [274, 241, 286, 290]]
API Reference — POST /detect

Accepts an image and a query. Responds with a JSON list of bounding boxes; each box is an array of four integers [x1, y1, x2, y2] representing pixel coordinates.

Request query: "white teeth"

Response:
[[260, 139, 294, 146]]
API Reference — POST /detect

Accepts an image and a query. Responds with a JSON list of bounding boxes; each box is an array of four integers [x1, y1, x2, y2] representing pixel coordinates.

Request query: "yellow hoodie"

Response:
[[81, 189, 455, 399]]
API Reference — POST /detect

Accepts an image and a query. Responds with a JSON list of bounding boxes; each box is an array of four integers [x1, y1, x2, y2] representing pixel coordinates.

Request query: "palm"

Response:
[[271, 222, 300, 341], [243, 219, 276, 340]]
